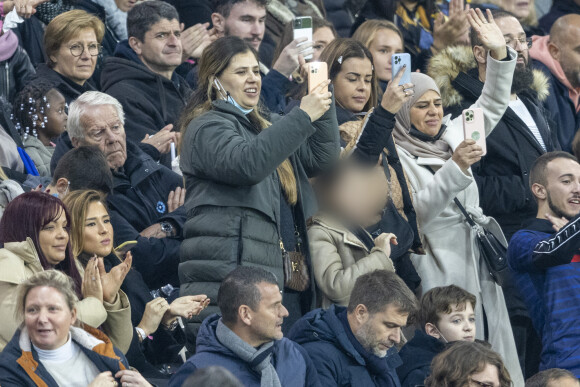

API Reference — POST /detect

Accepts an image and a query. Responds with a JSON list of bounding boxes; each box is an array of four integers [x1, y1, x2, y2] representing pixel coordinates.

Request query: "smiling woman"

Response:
[[0, 192, 133, 355]]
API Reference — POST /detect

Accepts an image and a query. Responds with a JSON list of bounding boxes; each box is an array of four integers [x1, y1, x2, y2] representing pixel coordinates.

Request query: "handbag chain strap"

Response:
[[425, 166, 482, 233]]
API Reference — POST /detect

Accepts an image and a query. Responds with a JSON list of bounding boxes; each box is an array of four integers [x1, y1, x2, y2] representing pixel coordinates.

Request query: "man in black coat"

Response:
[[100, 1, 186, 168], [52, 91, 185, 290], [428, 10, 559, 379]]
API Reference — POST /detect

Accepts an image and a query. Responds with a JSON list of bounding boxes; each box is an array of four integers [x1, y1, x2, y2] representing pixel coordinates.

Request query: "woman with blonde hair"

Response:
[[63, 189, 208, 379], [178, 36, 340, 333], [0, 192, 133, 354], [352, 19, 405, 90], [0, 270, 152, 386]]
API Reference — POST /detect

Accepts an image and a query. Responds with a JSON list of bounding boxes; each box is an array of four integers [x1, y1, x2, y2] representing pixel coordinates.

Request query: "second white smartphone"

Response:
[[293, 16, 313, 61], [462, 107, 486, 156]]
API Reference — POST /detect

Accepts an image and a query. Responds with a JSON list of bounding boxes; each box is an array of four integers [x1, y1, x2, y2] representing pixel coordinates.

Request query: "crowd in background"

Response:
[[0, 0, 580, 386]]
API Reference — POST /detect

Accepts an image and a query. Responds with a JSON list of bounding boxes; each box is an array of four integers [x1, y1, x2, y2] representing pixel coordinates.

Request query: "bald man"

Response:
[[530, 14, 580, 152]]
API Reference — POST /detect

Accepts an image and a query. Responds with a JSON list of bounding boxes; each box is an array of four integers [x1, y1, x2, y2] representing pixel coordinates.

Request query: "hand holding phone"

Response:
[[391, 53, 411, 86], [462, 107, 486, 155], [293, 16, 313, 61], [308, 62, 328, 94]]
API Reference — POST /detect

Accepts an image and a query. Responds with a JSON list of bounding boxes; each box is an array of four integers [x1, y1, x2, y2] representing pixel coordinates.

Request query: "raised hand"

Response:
[[467, 8, 507, 60], [300, 80, 332, 122], [380, 66, 414, 114], [82, 257, 103, 303], [98, 253, 132, 304], [138, 297, 171, 336], [141, 124, 179, 154], [168, 295, 210, 320], [273, 38, 314, 78], [432, 0, 470, 50], [452, 138, 483, 173], [180, 23, 214, 61]]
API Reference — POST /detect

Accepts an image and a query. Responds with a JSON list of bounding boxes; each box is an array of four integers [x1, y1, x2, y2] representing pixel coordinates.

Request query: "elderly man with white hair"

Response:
[[50, 91, 185, 291]]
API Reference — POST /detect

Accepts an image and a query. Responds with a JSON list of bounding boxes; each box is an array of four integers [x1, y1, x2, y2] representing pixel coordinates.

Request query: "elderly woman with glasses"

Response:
[[27, 9, 103, 104]]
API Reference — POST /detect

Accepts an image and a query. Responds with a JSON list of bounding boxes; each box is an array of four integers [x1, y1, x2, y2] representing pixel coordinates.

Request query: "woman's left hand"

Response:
[[166, 295, 210, 320], [467, 8, 507, 60], [115, 370, 153, 387], [98, 252, 132, 304]]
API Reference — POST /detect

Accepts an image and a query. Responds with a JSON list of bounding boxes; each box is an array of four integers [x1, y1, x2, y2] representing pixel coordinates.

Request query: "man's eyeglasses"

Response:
[[505, 37, 532, 49], [68, 43, 101, 57]]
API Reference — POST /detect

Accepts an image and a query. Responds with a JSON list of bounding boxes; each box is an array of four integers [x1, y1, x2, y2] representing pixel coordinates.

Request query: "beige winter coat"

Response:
[[0, 238, 133, 353], [308, 214, 395, 308]]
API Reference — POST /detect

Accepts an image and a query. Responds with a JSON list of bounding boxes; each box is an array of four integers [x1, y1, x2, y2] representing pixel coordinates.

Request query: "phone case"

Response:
[[115, 240, 138, 255], [462, 107, 487, 155], [308, 62, 328, 94], [293, 16, 313, 61], [391, 53, 411, 86]]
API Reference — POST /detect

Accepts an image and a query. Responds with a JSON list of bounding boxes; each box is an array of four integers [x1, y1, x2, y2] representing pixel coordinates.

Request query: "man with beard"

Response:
[[210, 0, 313, 113], [530, 14, 580, 153], [428, 9, 559, 378], [288, 270, 418, 386], [508, 151, 580, 377]]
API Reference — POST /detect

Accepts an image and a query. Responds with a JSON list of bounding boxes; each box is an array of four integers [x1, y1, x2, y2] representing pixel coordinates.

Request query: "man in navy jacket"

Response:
[[508, 151, 580, 377], [289, 270, 418, 386], [169, 267, 319, 387]]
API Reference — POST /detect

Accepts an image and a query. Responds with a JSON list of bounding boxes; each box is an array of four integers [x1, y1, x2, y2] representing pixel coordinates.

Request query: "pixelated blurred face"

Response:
[[556, 26, 580, 89], [312, 27, 335, 62], [544, 158, 580, 219], [133, 18, 183, 74], [433, 302, 476, 342], [38, 209, 69, 266], [248, 282, 288, 344], [410, 90, 444, 136], [333, 57, 373, 113], [83, 201, 114, 258], [77, 104, 127, 171], [217, 51, 261, 110], [25, 286, 77, 351], [44, 89, 67, 140], [221, 1, 266, 51], [469, 363, 500, 387], [368, 28, 404, 82], [51, 28, 98, 86], [354, 304, 408, 358]]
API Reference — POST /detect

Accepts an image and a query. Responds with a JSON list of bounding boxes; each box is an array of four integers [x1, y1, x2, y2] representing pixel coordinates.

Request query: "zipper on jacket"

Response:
[[4, 62, 9, 99]]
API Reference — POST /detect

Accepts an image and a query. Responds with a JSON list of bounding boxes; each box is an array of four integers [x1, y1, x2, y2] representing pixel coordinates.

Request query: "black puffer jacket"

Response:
[[101, 41, 191, 168], [0, 32, 35, 104], [178, 99, 340, 339], [27, 64, 96, 105], [324, 0, 353, 37]]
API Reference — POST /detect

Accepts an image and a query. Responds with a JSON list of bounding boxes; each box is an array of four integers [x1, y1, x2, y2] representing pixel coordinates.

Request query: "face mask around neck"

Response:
[[214, 77, 254, 115]]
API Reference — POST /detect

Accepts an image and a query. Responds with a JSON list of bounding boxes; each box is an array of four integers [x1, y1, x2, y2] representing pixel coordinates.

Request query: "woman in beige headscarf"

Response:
[[392, 8, 524, 385]]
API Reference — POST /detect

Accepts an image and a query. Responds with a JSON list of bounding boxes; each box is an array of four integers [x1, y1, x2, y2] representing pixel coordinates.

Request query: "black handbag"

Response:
[[453, 197, 513, 287]]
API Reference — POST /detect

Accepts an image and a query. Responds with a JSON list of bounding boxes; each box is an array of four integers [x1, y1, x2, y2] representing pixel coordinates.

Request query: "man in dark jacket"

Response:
[[508, 151, 580, 377], [53, 91, 185, 290], [288, 270, 418, 386], [100, 1, 186, 168], [210, 0, 313, 114], [169, 267, 319, 387], [530, 14, 580, 153]]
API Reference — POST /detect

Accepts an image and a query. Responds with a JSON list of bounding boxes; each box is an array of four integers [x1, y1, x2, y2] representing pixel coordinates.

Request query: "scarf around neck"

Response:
[[393, 72, 452, 161], [216, 319, 282, 387]]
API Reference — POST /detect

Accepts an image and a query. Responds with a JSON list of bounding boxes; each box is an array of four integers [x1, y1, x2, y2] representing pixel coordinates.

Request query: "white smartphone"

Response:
[[293, 16, 313, 61], [462, 107, 486, 156], [308, 62, 328, 94], [391, 53, 412, 86]]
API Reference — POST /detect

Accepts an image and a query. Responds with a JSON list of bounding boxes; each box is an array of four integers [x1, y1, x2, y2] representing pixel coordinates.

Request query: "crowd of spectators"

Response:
[[0, 0, 580, 385]]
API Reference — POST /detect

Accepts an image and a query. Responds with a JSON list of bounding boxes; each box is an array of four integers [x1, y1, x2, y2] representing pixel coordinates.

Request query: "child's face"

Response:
[[44, 89, 67, 140], [434, 302, 476, 342]]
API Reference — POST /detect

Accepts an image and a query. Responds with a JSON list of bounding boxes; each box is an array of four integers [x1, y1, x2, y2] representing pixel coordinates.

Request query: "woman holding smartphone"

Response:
[[392, 9, 523, 384], [178, 36, 340, 334]]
